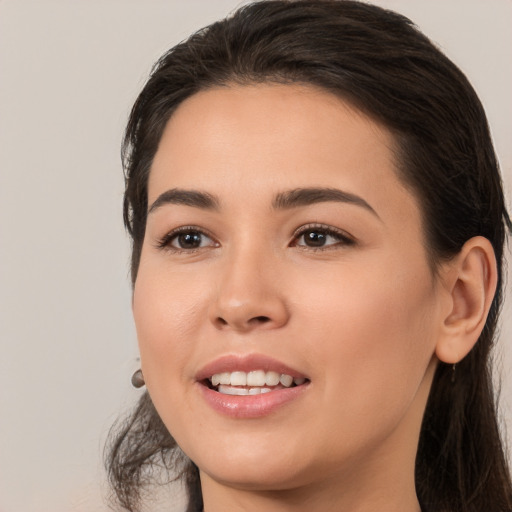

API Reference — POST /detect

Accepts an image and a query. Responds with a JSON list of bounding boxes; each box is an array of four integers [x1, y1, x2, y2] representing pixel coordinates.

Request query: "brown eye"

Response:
[[173, 231, 204, 249], [159, 228, 217, 251], [301, 229, 328, 247], [294, 225, 354, 249]]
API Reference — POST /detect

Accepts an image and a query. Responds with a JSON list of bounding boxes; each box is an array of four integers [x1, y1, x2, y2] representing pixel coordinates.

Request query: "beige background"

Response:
[[0, 1, 510, 511]]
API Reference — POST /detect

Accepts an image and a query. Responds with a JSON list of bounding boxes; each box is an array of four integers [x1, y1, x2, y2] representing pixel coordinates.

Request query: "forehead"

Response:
[[148, 84, 419, 225]]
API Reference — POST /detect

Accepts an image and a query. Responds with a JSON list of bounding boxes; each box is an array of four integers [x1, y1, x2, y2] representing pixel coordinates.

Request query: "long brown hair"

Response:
[[106, 2, 512, 511]]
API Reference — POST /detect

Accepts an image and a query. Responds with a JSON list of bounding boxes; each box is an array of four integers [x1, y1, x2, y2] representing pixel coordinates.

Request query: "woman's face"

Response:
[[133, 84, 444, 492]]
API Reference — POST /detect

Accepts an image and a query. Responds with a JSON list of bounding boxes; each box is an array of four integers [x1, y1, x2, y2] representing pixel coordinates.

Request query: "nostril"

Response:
[[213, 314, 277, 331], [249, 316, 271, 325]]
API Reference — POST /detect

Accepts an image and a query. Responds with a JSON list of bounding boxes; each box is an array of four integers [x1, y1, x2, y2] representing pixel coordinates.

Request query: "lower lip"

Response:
[[197, 383, 309, 419]]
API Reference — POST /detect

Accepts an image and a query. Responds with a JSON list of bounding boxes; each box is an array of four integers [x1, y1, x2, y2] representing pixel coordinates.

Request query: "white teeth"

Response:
[[247, 370, 266, 386], [209, 370, 306, 389], [218, 385, 248, 396], [218, 385, 274, 396], [218, 372, 230, 385], [265, 371, 280, 386], [249, 387, 272, 395], [212, 373, 230, 386], [279, 374, 293, 387], [230, 371, 247, 386]]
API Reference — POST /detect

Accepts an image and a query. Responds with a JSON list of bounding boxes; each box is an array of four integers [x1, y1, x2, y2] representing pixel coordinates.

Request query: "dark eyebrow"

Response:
[[148, 188, 220, 214], [272, 187, 380, 219]]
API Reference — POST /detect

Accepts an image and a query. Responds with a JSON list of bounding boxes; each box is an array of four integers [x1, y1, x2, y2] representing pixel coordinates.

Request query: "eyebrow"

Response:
[[148, 186, 379, 219], [272, 187, 380, 218], [148, 188, 220, 214]]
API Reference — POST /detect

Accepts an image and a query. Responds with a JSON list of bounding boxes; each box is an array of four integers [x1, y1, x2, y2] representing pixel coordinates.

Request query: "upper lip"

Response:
[[196, 353, 308, 381]]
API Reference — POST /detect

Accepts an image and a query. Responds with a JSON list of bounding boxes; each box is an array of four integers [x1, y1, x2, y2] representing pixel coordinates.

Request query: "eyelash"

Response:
[[291, 223, 355, 250], [156, 223, 355, 253], [156, 225, 218, 253]]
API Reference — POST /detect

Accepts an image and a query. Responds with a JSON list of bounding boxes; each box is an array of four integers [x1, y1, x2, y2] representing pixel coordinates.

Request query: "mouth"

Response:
[[196, 354, 311, 409], [204, 370, 309, 396]]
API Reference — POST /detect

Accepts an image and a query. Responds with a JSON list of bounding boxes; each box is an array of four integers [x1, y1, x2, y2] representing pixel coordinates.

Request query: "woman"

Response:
[[106, 1, 512, 511]]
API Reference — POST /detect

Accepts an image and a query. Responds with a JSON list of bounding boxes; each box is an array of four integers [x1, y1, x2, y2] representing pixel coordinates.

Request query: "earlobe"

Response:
[[435, 236, 497, 364]]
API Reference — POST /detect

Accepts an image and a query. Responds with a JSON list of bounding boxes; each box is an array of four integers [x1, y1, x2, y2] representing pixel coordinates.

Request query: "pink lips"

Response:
[[195, 353, 310, 419], [196, 353, 307, 381]]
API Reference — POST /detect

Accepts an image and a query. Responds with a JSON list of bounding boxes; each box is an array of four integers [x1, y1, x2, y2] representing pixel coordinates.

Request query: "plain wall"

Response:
[[0, 1, 510, 511]]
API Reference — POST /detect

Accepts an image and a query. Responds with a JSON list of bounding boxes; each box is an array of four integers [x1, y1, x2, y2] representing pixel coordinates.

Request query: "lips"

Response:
[[196, 354, 310, 418], [196, 353, 308, 381]]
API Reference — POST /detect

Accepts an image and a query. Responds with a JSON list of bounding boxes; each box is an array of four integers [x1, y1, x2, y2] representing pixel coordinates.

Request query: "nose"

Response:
[[209, 247, 290, 333]]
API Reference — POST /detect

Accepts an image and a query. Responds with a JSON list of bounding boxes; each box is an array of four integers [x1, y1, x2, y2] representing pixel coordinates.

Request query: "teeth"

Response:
[[219, 385, 273, 396], [230, 371, 247, 386], [210, 370, 306, 388], [218, 385, 248, 396], [279, 374, 293, 387], [265, 371, 280, 386], [211, 372, 230, 386], [247, 370, 266, 386], [219, 372, 230, 385]]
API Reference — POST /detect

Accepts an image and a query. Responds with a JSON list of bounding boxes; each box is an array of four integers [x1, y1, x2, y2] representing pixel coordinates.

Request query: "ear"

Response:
[[435, 236, 498, 364]]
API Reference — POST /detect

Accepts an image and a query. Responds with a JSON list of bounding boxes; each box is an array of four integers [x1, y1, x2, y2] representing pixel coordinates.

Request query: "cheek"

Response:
[[299, 255, 438, 400], [132, 263, 208, 389], [282, 257, 439, 466]]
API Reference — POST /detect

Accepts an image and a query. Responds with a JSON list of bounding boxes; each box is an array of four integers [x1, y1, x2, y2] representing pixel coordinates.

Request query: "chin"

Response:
[[183, 432, 314, 491], [201, 460, 311, 492]]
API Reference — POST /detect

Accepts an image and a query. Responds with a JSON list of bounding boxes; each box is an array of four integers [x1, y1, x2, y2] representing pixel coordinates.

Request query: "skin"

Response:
[[133, 84, 496, 511]]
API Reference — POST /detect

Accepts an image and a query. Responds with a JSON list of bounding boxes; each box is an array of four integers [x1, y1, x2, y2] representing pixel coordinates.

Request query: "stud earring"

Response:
[[131, 369, 145, 388]]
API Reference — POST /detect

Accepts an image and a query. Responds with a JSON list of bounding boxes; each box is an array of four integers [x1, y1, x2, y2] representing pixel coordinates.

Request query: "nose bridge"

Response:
[[210, 237, 289, 331]]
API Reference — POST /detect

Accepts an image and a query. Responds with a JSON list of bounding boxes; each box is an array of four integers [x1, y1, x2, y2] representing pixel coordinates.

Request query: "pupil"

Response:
[[305, 230, 326, 247], [178, 232, 201, 248]]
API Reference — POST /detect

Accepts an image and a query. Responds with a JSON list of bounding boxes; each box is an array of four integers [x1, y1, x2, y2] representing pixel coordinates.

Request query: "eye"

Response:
[[157, 227, 217, 252], [293, 225, 355, 249]]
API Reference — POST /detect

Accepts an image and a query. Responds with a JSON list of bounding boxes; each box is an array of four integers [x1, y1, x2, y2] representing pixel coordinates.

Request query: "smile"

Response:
[[197, 355, 310, 418], [209, 370, 307, 395]]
